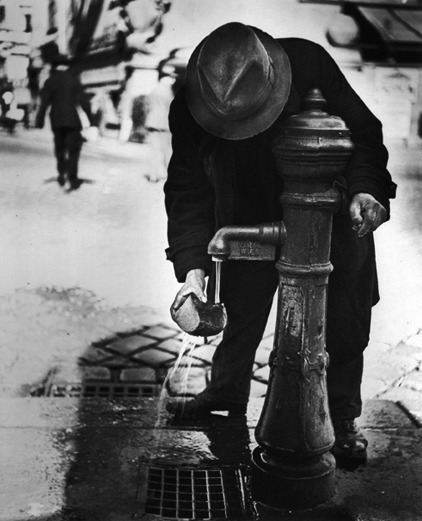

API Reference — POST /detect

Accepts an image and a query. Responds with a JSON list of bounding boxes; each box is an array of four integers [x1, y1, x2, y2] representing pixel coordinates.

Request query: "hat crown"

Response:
[[185, 22, 291, 140], [196, 23, 274, 120]]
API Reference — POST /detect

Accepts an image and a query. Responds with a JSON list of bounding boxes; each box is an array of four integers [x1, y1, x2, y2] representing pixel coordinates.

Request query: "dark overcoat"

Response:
[[35, 68, 91, 130], [164, 38, 397, 358]]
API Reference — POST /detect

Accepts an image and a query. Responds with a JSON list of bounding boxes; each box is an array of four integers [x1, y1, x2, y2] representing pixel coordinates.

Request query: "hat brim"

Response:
[[185, 25, 292, 140]]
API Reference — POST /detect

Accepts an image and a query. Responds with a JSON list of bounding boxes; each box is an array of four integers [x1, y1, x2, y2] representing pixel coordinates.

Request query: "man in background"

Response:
[[35, 55, 92, 191]]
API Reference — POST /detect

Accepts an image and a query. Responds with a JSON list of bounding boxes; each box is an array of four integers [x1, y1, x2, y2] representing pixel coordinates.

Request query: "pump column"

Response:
[[251, 88, 354, 510]]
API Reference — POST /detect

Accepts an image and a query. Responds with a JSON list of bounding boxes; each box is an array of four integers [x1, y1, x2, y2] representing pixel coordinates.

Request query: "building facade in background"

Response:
[[3, 0, 421, 146], [324, 0, 422, 145], [38, 0, 172, 142], [0, 0, 39, 127]]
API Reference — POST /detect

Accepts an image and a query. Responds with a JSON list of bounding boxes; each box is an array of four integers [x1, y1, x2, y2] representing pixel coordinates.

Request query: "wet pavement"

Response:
[[1, 396, 421, 520], [0, 128, 422, 520]]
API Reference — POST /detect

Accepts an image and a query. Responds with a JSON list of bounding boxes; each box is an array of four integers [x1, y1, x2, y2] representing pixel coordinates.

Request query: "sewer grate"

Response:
[[144, 466, 252, 520], [46, 382, 161, 398]]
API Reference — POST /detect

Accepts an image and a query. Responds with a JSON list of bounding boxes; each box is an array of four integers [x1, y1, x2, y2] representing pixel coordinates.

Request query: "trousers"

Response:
[[53, 127, 83, 182], [205, 215, 378, 421]]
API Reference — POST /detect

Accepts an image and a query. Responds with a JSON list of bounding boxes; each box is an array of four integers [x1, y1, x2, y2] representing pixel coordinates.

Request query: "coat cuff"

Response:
[[348, 180, 395, 219], [166, 246, 213, 283]]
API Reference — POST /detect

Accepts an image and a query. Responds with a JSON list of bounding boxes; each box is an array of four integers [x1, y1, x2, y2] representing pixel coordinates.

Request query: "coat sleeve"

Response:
[[315, 44, 396, 216], [164, 89, 216, 282]]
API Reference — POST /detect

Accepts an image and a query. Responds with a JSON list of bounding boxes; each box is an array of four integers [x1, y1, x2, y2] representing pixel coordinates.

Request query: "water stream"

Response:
[[150, 333, 202, 457], [150, 261, 222, 458], [214, 259, 222, 304]]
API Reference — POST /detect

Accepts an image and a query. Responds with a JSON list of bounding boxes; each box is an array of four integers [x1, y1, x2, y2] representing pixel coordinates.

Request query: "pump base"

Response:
[[251, 446, 336, 510]]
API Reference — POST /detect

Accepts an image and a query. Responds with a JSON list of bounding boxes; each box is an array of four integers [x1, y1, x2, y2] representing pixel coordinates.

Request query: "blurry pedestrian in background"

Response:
[[144, 71, 175, 182], [35, 55, 92, 191]]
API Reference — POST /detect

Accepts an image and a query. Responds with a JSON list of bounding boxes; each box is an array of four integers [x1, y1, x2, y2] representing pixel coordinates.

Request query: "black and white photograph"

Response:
[[0, 0, 421, 520]]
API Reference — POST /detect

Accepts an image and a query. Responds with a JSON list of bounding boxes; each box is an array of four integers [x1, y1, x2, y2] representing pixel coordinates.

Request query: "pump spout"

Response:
[[207, 222, 286, 261]]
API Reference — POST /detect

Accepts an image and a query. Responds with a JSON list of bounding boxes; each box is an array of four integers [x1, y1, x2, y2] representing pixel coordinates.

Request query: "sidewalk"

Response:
[[23, 126, 146, 160], [2, 283, 421, 425], [1, 131, 422, 520], [0, 282, 422, 520], [1, 387, 421, 520]]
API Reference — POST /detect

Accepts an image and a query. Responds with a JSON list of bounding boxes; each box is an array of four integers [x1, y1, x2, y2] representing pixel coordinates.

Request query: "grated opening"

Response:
[[46, 382, 161, 398], [144, 466, 252, 520]]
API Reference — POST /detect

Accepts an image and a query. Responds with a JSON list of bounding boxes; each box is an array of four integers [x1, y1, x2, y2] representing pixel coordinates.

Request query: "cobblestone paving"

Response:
[[45, 323, 274, 399], [1, 285, 421, 426], [0, 285, 272, 399]]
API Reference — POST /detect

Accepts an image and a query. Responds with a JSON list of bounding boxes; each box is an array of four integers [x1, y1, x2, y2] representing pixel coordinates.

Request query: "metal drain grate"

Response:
[[47, 382, 161, 398], [144, 466, 252, 520]]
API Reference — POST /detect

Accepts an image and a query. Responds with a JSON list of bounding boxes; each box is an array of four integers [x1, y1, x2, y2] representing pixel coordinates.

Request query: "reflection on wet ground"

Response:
[[4, 394, 419, 520], [58, 398, 254, 520], [1, 140, 421, 520]]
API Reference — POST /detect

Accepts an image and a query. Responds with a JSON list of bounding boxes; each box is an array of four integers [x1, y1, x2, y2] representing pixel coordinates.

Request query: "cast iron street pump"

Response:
[[207, 88, 354, 509]]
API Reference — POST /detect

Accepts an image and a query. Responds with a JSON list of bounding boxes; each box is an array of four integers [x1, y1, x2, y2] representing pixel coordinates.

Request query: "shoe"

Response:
[[69, 179, 82, 190], [166, 392, 247, 420], [332, 419, 368, 464], [57, 175, 66, 187]]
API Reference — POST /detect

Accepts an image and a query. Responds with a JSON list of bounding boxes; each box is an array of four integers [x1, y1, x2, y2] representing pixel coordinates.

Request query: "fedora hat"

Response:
[[185, 22, 291, 140]]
